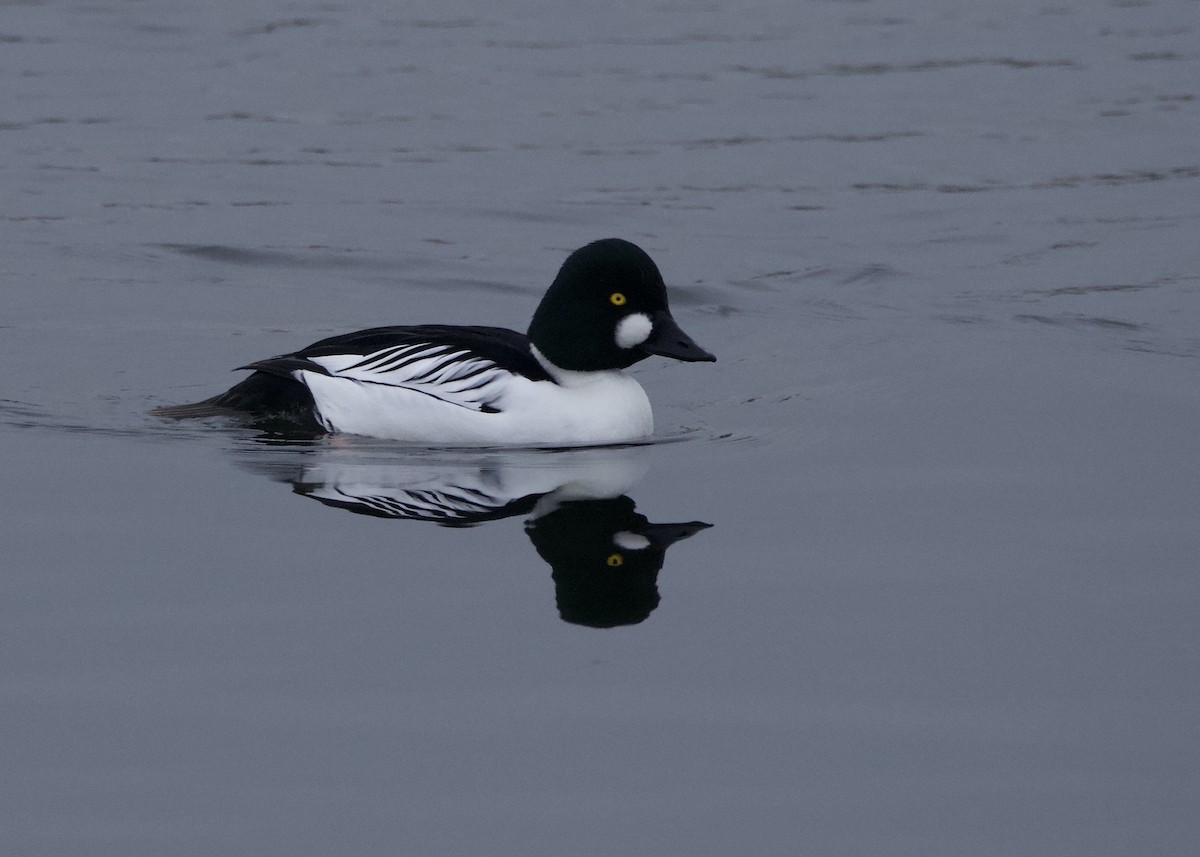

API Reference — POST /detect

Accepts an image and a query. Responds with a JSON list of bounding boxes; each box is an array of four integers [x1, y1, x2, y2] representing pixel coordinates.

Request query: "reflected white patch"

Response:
[[615, 313, 653, 349], [613, 531, 650, 550]]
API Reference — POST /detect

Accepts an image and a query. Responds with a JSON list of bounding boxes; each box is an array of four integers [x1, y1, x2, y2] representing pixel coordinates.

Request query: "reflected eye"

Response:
[[606, 553, 624, 567], [609, 292, 627, 307]]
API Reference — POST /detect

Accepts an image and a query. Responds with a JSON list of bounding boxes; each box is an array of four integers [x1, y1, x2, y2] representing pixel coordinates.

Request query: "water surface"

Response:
[[3, 1, 1198, 855]]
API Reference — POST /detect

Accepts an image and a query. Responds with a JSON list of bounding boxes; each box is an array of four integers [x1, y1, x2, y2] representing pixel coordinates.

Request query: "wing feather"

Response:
[[155, 325, 554, 429], [268, 329, 547, 414]]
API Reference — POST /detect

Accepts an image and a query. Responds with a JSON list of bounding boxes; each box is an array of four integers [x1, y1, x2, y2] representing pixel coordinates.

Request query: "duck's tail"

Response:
[[151, 370, 319, 428], [149, 400, 243, 419]]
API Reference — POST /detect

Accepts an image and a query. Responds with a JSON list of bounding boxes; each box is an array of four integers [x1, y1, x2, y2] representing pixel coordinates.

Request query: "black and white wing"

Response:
[[246, 325, 554, 414]]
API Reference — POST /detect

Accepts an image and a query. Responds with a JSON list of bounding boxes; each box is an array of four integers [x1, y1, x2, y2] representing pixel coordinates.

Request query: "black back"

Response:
[[292, 324, 553, 382]]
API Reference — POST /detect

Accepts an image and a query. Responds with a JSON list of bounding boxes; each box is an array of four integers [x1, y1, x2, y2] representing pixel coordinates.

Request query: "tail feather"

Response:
[[151, 370, 321, 432], [150, 400, 245, 419]]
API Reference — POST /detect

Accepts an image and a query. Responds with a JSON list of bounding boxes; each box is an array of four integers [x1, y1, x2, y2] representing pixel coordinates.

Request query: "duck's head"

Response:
[[528, 238, 716, 372]]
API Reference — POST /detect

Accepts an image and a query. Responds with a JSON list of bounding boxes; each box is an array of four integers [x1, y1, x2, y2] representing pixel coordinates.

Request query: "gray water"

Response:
[[3, 1, 1198, 855]]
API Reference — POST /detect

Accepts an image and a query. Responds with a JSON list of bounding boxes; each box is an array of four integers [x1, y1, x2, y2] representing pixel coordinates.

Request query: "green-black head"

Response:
[[527, 238, 716, 372]]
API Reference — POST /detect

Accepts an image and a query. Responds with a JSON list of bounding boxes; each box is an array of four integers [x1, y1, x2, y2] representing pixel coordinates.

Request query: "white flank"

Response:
[[295, 343, 654, 445]]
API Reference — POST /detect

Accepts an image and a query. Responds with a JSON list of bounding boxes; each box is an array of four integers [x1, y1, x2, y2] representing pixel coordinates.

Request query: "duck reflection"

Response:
[[238, 440, 710, 627], [526, 496, 709, 628]]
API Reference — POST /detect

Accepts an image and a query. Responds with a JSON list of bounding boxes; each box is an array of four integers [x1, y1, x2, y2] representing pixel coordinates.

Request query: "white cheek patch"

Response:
[[613, 531, 651, 550], [614, 312, 653, 350]]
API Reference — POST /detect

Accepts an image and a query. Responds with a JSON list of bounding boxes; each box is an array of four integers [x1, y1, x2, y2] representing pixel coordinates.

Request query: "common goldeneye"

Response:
[[152, 238, 715, 444]]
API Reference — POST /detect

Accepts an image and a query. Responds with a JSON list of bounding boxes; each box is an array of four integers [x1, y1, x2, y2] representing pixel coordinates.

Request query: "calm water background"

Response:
[[3, 1, 1198, 854]]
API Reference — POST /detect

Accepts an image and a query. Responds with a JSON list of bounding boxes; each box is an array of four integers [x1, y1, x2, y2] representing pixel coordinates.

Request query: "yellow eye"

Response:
[[606, 553, 624, 567], [609, 292, 627, 306]]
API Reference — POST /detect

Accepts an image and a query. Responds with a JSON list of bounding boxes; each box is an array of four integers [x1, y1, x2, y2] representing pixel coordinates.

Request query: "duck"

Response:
[[152, 238, 715, 445]]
